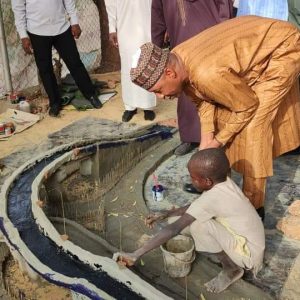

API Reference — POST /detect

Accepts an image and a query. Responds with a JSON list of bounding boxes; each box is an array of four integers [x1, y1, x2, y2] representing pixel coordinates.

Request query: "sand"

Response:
[[4, 257, 71, 300]]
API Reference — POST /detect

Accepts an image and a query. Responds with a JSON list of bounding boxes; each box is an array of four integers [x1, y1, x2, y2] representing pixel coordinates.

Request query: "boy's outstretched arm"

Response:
[[113, 213, 195, 266], [145, 204, 191, 229]]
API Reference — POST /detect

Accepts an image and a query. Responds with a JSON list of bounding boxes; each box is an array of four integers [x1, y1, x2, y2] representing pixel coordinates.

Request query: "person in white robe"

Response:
[[105, 0, 156, 122]]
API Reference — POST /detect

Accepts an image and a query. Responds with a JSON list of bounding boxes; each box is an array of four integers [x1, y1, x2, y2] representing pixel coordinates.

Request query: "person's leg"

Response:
[[205, 251, 244, 293], [175, 92, 200, 155], [243, 176, 266, 212], [28, 32, 61, 115], [121, 71, 156, 121], [120, 72, 138, 121], [190, 220, 250, 293], [53, 28, 101, 108]]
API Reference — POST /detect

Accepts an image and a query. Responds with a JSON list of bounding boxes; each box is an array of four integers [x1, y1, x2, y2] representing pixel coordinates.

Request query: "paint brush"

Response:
[[152, 173, 159, 189]]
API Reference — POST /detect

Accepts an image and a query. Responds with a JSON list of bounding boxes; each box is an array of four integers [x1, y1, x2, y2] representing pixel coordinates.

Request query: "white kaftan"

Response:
[[105, 0, 156, 110]]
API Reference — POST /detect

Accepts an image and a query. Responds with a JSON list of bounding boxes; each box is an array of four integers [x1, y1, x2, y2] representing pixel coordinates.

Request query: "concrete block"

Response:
[[277, 216, 300, 240], [288, 200, 300, 216]]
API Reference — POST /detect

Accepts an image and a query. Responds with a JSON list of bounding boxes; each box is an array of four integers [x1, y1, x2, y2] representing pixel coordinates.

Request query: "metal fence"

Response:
[[0, 0, 102, 97]]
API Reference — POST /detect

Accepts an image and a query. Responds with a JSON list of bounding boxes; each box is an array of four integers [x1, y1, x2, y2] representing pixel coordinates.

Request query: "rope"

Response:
[[185, 275, 188, 300], [60, 191, 66, 235]]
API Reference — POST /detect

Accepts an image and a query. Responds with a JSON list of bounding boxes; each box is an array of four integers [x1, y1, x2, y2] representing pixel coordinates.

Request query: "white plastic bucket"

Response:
[[160, 235, 195, 278], [19, 100, 31, 113]]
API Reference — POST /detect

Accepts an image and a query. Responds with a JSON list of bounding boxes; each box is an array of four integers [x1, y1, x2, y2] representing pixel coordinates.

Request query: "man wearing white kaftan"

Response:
[[105, 0, 156, 122]]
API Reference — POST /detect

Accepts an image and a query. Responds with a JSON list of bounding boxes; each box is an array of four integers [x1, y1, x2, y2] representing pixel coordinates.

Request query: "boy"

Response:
[[113, 148, 265, 293]]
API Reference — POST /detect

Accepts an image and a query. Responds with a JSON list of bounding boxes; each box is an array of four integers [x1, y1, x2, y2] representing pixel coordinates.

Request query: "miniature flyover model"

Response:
[[0, 125, 174, 299]]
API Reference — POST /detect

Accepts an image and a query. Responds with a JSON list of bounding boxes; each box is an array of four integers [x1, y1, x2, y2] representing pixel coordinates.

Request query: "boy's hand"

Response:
[[71, 24, 82, 39], [113, 252, 138, 267], [145, 212, 166, 229]]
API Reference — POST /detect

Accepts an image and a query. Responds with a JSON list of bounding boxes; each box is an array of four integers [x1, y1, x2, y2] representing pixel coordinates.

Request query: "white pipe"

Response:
[[0, 1, 13, 94]]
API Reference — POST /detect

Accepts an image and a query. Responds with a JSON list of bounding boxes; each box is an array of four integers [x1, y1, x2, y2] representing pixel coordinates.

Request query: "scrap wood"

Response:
[[110, 196, 119, 203], [60, 234, 69, 241], [107, 212, 134, 218], [108, 213, 119, 217], [200, 294, 206, 300]]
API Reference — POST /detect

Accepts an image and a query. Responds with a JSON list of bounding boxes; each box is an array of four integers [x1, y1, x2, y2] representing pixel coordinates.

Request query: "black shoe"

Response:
[[89, 95, 102, 109], [256, 207, 265, 221], [174, 142, 199, 156], [122, 109, 137, 122], [144, 110, 156, 121], [49, 104, 61, 117], [183, 183, 202, 194]]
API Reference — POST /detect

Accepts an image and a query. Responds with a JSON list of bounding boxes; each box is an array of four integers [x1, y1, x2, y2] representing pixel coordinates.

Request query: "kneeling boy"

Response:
[[114, 148, 265, 293]]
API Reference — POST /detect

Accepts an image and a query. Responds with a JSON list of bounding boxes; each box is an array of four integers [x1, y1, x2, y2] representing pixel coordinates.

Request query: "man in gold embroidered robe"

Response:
[[130, 16, 300, 215]]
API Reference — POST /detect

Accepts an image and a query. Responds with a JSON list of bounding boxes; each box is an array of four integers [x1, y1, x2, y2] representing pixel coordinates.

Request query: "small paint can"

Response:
[[9, 92, 18, 103], [152, 184, 164, 202], [0, 122, 5, 135], [5, 126, 12, 136]]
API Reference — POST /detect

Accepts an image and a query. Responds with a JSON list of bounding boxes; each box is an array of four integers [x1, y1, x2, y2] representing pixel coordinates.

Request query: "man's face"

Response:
[[149, 68, 184, 99]]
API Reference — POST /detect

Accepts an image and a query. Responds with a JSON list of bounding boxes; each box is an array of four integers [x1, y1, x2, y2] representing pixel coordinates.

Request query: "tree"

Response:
[[93, 0, 120, 73]]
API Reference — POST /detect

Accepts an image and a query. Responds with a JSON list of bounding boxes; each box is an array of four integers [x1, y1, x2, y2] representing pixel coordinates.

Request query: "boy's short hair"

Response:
[[188, 148, 230, 182]]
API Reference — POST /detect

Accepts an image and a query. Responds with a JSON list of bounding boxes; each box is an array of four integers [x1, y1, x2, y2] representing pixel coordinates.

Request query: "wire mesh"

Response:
[[0, 0, 101, 97]]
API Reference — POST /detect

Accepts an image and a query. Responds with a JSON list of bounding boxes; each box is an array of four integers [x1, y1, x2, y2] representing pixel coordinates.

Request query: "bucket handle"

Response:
[[164, 251, 196, 264]]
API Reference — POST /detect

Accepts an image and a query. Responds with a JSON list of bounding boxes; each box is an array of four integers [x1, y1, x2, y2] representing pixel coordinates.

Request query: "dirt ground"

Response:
[[0, 72, 177, 160]]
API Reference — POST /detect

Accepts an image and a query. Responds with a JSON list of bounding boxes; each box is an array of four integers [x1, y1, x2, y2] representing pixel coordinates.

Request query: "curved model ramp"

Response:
[[0, 127, 173, 300]]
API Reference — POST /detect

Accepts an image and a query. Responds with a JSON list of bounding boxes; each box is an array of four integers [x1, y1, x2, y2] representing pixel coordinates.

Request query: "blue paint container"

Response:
[[152, 184, 164, 202]]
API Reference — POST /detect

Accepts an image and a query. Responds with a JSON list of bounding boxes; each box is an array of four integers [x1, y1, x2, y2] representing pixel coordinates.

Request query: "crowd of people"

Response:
[[11, 0, 300, 294]]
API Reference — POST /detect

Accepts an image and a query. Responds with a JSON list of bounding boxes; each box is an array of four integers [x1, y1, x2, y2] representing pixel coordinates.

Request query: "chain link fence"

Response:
[[0, 0, 102, 97]]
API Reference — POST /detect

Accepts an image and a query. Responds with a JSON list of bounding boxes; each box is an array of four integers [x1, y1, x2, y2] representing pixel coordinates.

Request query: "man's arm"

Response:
[[63, 0, 79, 25], [12, 0, 33, 54], [151, 0, 167, 47], [145, 205, 190, 229], [64, 0, 81, 38], [197, 101, 218, 149], [11, 0, 28, 39], [114, 214, 195, 266], [195, 70, 259, 146]]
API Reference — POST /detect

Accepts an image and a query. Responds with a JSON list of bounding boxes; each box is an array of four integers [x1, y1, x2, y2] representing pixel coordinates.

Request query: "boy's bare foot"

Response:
[[204, 267, 244, 293]]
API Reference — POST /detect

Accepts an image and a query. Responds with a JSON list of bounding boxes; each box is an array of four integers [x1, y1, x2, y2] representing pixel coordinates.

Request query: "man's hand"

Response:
[[109, 32, 118, 48], [113, 252, 138, 267], [145, 212, 166, 229], [200, 138, 222, 150], [71, 24, 82, 39], [21, 38, 33, 55], [199, 132, 222, 150]]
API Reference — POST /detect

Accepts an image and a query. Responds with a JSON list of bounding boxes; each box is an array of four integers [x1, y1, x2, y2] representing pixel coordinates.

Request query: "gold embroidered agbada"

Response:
[[173, 16, 300, 181]]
